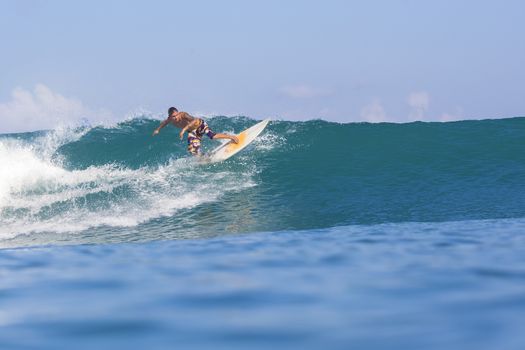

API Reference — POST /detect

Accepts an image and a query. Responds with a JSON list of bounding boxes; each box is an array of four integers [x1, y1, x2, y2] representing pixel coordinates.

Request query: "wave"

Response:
[[0, 121, 257, 241], [1, 116, 525, 246]]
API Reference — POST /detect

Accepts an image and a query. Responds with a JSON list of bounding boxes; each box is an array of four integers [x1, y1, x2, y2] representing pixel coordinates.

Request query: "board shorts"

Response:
[[187, 119, 216, 155]]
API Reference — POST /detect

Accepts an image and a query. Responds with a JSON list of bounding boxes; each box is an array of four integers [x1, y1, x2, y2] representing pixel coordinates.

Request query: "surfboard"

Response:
[[203, 119, 269, 163]]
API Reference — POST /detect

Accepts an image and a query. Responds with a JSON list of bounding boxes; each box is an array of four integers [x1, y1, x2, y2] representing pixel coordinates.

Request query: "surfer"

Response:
[[152, 107, 239, 156]]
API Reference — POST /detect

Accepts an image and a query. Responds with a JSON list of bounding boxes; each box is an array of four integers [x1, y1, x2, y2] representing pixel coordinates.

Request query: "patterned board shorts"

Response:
[[187, 119, 216, 155]]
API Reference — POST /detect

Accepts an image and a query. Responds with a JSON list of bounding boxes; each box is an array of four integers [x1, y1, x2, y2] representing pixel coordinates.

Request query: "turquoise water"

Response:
[[1, 117, 525, 349]]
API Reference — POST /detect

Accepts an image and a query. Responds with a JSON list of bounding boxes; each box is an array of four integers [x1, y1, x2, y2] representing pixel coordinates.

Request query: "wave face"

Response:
[[1, 116, 525, 247]]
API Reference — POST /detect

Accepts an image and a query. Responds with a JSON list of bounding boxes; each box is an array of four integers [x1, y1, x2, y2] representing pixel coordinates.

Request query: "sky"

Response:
[[0, 0, 524, 132]]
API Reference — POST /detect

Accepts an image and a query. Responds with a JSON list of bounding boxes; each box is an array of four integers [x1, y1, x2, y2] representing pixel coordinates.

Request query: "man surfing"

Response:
[[152, 107, 238, 156]]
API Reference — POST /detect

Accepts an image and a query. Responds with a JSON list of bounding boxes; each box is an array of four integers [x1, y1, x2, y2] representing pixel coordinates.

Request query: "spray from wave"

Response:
[[0, 121, 260, 242]]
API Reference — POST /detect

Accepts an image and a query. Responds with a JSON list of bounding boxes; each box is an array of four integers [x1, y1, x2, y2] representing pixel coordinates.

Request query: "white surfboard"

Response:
[[204, 119, 269, 163]]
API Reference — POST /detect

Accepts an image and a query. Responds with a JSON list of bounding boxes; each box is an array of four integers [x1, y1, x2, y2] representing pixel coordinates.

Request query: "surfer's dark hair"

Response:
[[168, 107, 178, 116]]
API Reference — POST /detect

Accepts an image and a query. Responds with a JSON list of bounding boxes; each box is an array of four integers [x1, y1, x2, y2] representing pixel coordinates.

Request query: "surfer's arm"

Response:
[[152, 118, 171, 136], [179, 119, 200, 140]]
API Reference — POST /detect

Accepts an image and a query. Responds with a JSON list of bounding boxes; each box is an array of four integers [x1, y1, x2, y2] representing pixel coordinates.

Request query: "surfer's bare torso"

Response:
[[168, 112, 198, 131]]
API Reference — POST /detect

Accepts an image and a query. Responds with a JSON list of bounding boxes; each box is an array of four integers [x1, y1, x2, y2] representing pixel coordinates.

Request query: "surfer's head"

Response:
[[168, 107, 178, 118]]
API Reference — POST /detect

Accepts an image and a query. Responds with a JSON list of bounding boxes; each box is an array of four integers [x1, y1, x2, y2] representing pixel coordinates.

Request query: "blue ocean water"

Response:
[[1, 116, 525, 349]]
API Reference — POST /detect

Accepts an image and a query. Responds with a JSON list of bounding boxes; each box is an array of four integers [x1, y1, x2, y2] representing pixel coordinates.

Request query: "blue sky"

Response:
[[0, 0, 524, 131]]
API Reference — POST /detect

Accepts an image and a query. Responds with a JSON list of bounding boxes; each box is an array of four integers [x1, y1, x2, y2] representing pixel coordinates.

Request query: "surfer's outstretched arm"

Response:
[[152, 119, 170, 136]]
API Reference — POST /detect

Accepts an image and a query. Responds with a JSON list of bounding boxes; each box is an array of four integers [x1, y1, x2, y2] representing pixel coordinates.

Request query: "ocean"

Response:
[[1, 116, 525, 349]]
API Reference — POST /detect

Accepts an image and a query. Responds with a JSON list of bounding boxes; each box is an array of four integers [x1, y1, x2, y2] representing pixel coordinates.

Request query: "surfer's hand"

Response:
[[152, 129, 159, 136], [231, 136, 239, 144], [179, 131, 184, 140]]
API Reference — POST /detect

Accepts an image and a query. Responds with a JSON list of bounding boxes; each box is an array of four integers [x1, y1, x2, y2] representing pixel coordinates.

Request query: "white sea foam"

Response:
[[252, 131, 286, 152], [0, 128, 255, 241]]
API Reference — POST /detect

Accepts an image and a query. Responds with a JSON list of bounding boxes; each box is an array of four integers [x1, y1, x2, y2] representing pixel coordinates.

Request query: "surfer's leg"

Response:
[[187, 135, 202, 156], [198, 120, 216, 139], [212, 133, 239, 144]]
